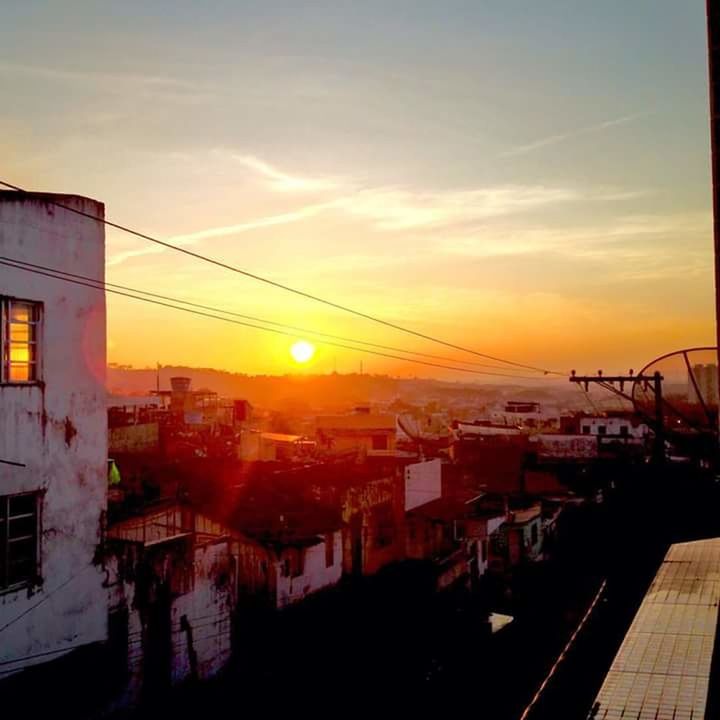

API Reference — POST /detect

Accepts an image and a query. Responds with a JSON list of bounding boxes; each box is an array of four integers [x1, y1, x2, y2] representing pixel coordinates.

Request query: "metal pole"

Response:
[[653, 371, 665, 464], [706, 1, 720, 430]]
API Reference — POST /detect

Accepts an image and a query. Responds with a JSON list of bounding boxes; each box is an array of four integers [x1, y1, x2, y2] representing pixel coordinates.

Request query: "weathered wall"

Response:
[[342, 476, 404, 576], [171, 540, 233, 683], [0, 193, 107, 676], [105, 538, 234, 707], [276, 531, 342, 608]]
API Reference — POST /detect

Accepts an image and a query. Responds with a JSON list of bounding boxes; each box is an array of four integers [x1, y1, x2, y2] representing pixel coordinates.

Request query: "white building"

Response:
[[0, 192, 108, 679], [404, 458, 442, 512], [490, 401, 560, 431], [579, 416, 648, 439]]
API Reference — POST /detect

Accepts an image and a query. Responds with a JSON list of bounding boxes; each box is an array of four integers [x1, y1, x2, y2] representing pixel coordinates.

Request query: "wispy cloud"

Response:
[[108, 154, 582, 266], [0, 62, 211, 103], [232, 155, 342, 193], [438, 211, 711, 261], [500, 113, 643, 158], [334, 186, 579, 231], [107, 201, 335, 266]]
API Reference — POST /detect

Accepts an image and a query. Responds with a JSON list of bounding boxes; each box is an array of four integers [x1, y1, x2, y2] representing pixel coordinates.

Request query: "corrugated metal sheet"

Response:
[[591, 537, 720, 719]]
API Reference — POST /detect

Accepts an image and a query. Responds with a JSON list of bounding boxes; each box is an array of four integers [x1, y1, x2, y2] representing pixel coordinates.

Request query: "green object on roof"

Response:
[[108, 459, 121, 486]]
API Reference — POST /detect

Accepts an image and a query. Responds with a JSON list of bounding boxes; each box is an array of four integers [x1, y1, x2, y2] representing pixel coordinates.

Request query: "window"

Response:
[[0, 493, 40, 590], [371, 434, 388, 451], [281, 548, 304, 578], [597, 425, 607, 436], [619, 425, 629, 437], [1, 299, 41, 383], [373, 503, 395, 548], [582, 425, 590, 435], [325, 533, 335, 568]]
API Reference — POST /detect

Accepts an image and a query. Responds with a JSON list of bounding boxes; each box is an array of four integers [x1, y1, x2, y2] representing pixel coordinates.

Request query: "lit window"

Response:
[[0, 493, 40, 590], [2, 299, 41, 383]]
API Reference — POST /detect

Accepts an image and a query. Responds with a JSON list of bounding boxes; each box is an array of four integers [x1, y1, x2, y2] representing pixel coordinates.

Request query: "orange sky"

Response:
[[2, 1, 715, 381]]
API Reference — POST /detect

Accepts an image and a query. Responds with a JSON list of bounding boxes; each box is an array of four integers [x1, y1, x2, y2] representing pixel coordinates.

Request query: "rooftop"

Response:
[[591, 537, 720, 719], [316, 413, 396, 431], [0, 190, 104, 212]]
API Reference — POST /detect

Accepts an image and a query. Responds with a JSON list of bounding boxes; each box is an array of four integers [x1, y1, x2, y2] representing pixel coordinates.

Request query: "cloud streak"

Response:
[[233, 155, 342, 193], [107, 154, 583, 266], [107, 201, 335, 266], [500, 113, 643, 158]]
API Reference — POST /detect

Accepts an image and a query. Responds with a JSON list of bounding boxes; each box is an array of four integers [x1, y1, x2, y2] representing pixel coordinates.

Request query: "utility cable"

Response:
[[0, 180, 562, 376], [2, 256, 539, 374], [0, 259, 559, 381]]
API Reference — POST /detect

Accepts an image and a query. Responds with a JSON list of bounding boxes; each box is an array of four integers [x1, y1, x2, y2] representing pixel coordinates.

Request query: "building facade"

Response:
[[0, 192, 108, 678]]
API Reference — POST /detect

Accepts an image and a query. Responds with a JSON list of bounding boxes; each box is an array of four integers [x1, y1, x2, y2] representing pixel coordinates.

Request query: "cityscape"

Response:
[[3, 2, 720, 718]]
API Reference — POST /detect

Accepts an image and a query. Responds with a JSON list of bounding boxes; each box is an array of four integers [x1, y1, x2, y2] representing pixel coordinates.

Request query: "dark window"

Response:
[[582, 426, 590, 435], [282, 549, 304, 578], [371, 434, 388, 451], [597, 425, 607, 435], [0, 493, 40, 590], [1, 299, 42, 383], [619, 425, 629, 437], [325, 533, 335, 567], [373, 503, 395, 548]]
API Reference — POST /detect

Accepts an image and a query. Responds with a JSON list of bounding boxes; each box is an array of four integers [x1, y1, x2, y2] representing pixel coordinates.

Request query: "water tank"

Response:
[[170, 376, 191, 392]]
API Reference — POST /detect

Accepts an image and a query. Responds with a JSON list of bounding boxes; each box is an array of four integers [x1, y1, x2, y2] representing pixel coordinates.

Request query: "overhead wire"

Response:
[[0, 180, 562, 376], [1, 256, 539, 374], [0, 258, 560, 381]]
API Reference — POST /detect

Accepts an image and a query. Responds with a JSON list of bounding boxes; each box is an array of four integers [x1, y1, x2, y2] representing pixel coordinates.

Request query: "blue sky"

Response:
[[0, 1, 714, 378]]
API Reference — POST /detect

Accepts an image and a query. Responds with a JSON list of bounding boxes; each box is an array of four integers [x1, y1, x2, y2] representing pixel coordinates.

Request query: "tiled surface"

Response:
[[592, 538, 720, 719]]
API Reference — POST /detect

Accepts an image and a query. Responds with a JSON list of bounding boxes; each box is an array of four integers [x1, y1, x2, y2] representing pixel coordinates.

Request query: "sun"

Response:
[[290, 340, 315, 364]]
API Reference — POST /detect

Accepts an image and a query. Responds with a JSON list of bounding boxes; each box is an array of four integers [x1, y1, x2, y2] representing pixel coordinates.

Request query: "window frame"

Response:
[[0, 491, 41, 592], [0, 297, 43, 385]]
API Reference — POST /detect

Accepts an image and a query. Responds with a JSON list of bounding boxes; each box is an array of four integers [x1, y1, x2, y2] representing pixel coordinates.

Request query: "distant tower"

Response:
[[689, 363, 720, 405]]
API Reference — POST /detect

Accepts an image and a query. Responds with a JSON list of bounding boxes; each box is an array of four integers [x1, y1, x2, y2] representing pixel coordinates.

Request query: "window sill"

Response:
[[0, 381, 44, 388], [0, 580, 36, 597]]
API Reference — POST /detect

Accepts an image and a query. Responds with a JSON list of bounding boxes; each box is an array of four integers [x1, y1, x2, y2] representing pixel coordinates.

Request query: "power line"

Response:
[[2, 256, 537, 375], [0, 258, 559, 381], [518, 579, 606, 720], [0, 180, 561, 376], [0, 565, 94, 635]]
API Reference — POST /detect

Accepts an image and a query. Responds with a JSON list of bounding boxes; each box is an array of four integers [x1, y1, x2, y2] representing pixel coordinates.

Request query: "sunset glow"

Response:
[[0, 2, 714, 378], [290, 340, 315, 364]]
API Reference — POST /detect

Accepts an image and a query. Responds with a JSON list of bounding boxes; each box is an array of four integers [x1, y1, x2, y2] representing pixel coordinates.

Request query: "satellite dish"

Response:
[[631, 347, 718, 435]]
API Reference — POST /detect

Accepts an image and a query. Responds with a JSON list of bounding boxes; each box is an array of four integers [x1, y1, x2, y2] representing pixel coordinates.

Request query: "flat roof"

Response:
[[0, 190, 104, 210], [316, 414, 396, 431], [591, 537, 720, 719]]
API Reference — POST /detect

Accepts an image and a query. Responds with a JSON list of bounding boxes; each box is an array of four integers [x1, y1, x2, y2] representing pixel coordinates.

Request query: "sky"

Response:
[[0, 0, 715, 382]]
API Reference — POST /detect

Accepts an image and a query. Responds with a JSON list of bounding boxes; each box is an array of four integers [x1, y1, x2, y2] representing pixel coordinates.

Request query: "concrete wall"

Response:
[[404, 458, 442, 511], [0, 193, 107, 676], [106, 538, 234, 707], [275, 531, 343, 608], [170, 541, 234, 683]]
